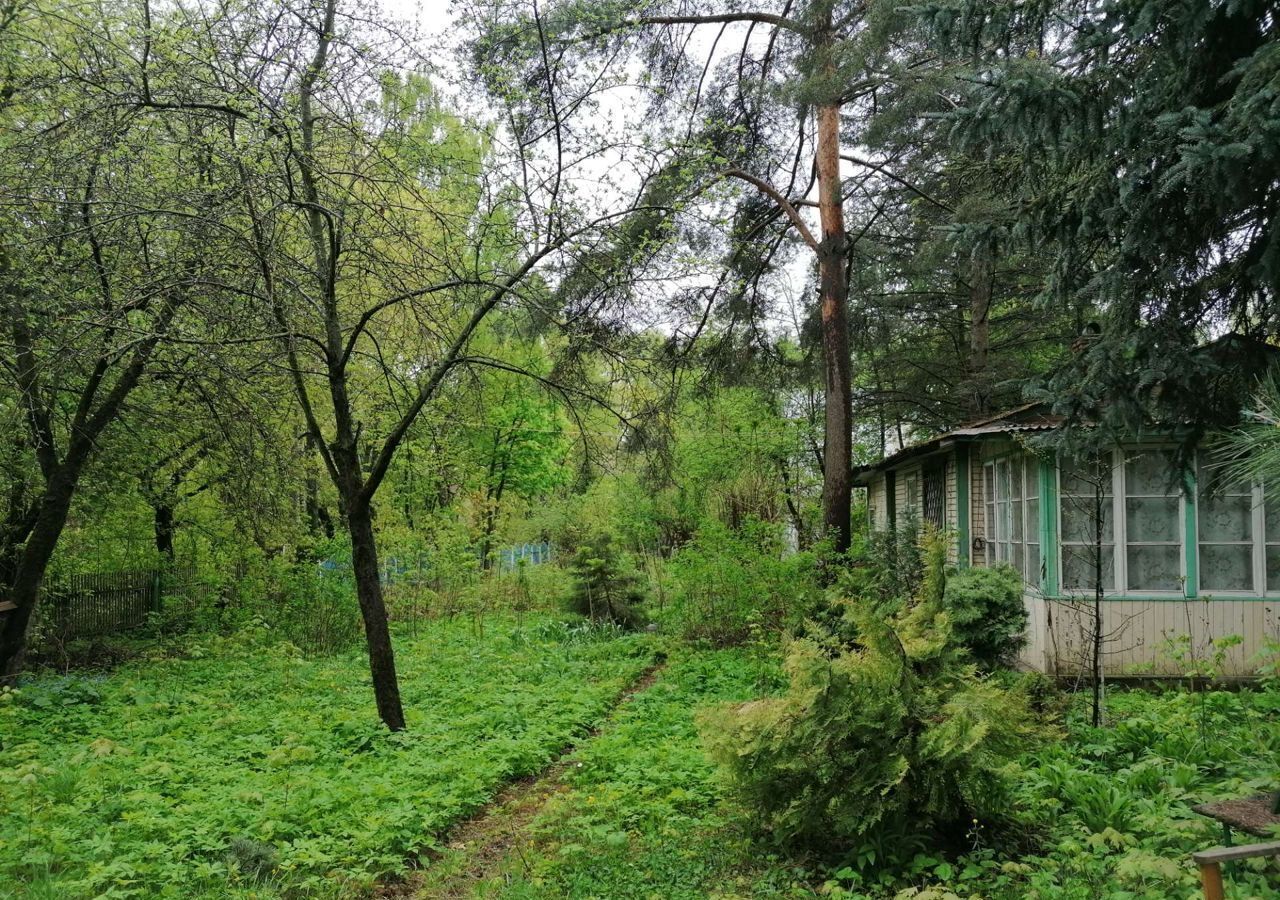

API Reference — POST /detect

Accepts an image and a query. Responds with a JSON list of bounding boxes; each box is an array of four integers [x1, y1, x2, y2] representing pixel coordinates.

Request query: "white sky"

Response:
[[374, 0, 814, 341]]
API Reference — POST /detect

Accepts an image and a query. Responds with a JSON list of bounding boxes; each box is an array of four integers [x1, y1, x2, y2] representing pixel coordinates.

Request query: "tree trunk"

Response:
[[154, 501, 176, 560], [345, 499, 406, 731], [0, 473, 76, 679], [305, 474, 335, 539], [815, 95, 852, 553], [968, 241, 994, 418]]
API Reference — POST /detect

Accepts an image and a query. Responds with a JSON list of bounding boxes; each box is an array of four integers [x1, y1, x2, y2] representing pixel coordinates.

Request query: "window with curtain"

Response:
[[1060, 450, 1184, 594], [982, 455, 1040, 586], [1198, 455, 1254, 591], [1198, 452, 1280, 594], [1060, 455, 1115, 592], [1124, 450, 1183, 591]]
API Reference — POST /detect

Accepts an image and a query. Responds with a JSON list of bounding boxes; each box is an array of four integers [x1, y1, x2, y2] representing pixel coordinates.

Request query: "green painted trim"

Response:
[[955, 446, 970, 568], [886, 469, 897, 529], [1183, 465, 1198, 599], [1043, 595, 1280, 603], [1040, 457, 1059, 597]]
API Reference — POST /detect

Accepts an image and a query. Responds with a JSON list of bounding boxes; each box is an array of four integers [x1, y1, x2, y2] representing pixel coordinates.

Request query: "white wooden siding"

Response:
[[1020, 595, 1279, 677]]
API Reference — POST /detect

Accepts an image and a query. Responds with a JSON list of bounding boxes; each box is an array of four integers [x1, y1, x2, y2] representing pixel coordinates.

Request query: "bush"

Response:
[[839, 517, 923, 612], [664, 520, 821, 646], [700, 579, 1046, 851], [567, 533, 646, 628], [942, 564, 1028, 668]]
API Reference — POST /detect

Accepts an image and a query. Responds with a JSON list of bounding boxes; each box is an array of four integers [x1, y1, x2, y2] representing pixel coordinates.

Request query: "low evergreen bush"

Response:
[[700, 547, 1046, 851], [942, 564, 1028, 668], [566, 533, 646, 628]]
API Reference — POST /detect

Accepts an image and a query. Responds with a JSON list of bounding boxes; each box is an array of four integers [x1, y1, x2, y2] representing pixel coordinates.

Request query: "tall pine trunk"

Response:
[[815, 95, 852, 553], [968, 241, 994, 418]]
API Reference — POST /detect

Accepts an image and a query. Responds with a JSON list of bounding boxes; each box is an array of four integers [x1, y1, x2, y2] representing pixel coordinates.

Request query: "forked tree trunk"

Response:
[[0, 473, 77, 679], [345, 499, 406, 731], [815, 95, 852, 553]]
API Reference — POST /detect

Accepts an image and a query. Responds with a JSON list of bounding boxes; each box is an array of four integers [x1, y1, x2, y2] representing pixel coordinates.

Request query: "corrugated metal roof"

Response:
[[853, 404, 1062, 482]]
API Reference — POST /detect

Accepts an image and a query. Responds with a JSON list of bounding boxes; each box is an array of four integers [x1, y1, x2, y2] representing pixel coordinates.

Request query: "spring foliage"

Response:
[[942, 564, 1028, 669], [664, 520, 821, 646]]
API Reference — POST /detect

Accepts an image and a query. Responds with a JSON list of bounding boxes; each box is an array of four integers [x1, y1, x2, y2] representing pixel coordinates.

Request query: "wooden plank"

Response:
[[0, 600, 15, 612], [1192, 840, 1280, 864], [1197, 860, 1225, 900]]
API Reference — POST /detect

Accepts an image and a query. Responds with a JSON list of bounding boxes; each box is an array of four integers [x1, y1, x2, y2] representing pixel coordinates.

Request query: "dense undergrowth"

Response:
[[485, 651, 1280, 899], [0, 614, 655, 899]]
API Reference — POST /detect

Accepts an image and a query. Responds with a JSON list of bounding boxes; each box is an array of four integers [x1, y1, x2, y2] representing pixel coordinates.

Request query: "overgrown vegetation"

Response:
[[0, 615, 655, 898], [1, 0, 1277, 896], [663, 520, 822, 646], [471, 648, 1280, 899]]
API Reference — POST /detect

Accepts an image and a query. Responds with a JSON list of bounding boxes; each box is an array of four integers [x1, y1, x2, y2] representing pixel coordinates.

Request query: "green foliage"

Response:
[[843, 526, 1029, 669], [454, 647, 790, 899], [841, 518, 925, 610], [663, 520, 822, 646], [466, 648, 1280, 900], [700, 594, 1045, 851], [942, 565, 1028, 669], [0, 614, 656, 898], [566, 533, 646, 628], [940, 0, 1280, 432]]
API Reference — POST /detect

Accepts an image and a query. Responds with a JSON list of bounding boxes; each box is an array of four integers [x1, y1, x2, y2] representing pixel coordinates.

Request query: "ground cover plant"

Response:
[[466, 651, 1280, 899], [0, 614, 656, 899]]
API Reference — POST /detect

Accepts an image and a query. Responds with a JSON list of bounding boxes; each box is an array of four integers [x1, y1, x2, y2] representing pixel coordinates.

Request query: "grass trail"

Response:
[[426, 646, 793, 899], [406, 661, 668, 898]]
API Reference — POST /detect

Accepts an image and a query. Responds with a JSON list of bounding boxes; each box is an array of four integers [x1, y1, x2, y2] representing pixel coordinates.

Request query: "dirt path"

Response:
[[382, 659, 667, 899]]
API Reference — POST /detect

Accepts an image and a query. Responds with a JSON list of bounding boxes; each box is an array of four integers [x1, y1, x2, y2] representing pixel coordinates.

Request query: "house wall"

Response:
[[867, 433, 1280, 678], [969, 450, 985, 567], [863, 451, 961, 556], [1024, 595, 1280, 677]]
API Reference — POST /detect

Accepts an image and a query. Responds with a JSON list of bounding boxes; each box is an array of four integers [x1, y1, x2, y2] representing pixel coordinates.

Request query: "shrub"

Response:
[[700, 584, 1045, 851], [840, 517, 923, 612], [664, 519, 821, 646], [567, 533, 646, 628], [942, 564, 1028, 668]]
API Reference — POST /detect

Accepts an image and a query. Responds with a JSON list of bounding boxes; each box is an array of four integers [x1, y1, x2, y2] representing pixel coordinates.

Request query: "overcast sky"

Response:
[[372, 0, 813, 340]]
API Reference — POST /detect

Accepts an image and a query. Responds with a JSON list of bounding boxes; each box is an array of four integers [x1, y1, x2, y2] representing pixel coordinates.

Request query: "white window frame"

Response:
[[982, 454, 1040, 587], [1057, 448, 1186, 597], [1195, 451, 1278, 596], [903, 469, 920, 518]]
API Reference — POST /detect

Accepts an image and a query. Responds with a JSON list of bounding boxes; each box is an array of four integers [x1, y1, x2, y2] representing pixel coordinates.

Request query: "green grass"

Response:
[[481, 646, 809, 898], [0, 615, 656, 899], [479, 657, 1280, 900], [5, 619, 1278, 900]]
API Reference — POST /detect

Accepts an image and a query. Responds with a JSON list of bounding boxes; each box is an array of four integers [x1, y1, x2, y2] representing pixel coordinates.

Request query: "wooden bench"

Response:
[[0, 600, 15, 613], [1191, 841, 1280, 899]]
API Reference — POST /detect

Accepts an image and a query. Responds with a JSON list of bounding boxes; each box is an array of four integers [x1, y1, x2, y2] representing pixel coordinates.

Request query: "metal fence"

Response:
[[495, 542, 553, 572], [41, 567, 190, 640], [321, 542, 556, 584]]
